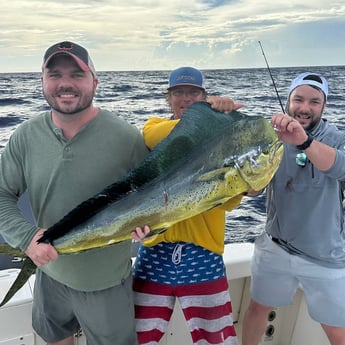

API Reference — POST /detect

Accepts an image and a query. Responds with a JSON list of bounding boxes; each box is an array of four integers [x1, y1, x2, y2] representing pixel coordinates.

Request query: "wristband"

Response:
[[296, 133, 314, 150]]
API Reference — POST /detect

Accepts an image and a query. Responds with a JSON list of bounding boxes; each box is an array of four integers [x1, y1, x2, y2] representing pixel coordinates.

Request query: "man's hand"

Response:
[[271, 113, 307, 146], [207, 96, 243, 113], [131, 225, 151, 242], [25, 228, 59, 266]]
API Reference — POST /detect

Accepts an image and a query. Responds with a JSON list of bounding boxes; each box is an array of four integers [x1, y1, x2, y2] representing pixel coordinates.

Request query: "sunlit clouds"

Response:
[[1, 0, 344, 72]]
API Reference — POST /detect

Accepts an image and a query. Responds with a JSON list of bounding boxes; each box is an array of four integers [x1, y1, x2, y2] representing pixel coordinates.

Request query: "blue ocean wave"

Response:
[[0, 116, 24, 127], [0, 98, 31, 106]]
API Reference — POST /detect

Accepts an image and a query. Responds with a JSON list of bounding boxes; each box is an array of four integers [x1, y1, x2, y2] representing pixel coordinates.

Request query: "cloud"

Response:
[[1, 0, 344, 72]]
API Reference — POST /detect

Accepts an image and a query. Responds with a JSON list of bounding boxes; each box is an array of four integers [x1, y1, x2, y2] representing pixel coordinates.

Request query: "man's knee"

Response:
[[247, 299, 273, 315]]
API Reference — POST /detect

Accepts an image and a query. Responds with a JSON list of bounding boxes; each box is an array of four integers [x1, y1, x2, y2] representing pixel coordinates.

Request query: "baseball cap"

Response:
[[42, 41, 96, 76], [288, 72, 328, 100], [168, 67, 205, 90]]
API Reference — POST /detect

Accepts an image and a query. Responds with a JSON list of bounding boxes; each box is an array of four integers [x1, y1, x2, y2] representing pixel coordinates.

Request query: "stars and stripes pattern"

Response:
[[133, 243, 238, 345]]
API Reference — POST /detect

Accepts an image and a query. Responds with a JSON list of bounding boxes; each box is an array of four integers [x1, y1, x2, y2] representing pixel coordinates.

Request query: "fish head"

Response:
[[222, 116, 284, 192], [230, 138, 283, 191]]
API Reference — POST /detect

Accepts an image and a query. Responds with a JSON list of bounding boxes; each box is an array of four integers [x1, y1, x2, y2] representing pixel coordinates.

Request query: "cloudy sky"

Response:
[[1, 0, 345, 73]]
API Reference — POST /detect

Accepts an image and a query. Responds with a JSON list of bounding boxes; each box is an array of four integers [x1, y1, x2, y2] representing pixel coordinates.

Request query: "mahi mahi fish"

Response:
[[0, 102, 283, 306]]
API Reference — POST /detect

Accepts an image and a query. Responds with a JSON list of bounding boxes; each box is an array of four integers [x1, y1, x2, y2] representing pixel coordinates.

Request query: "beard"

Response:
[[43, 88, 95, 115], [286, 102, 324, 132], [304, 118, 320, 132]]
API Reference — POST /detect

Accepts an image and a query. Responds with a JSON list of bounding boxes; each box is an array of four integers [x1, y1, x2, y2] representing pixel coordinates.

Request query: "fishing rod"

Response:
[[258, 41, 285, 113]]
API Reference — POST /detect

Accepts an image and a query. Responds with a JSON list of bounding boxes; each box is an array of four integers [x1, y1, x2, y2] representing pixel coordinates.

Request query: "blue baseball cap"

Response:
[[168, 67, 205, 90], [288, 72, 328, 100]]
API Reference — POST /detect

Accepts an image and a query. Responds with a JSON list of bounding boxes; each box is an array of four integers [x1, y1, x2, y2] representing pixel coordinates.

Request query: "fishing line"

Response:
[[258, 41, 285, 113]]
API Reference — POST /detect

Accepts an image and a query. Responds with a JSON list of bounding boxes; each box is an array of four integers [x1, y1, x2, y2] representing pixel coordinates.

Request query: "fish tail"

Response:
[[0, 257, 36, 307]]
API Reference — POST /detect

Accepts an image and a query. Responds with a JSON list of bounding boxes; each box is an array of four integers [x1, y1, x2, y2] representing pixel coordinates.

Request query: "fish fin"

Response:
[[0, 243, 26, 257], [0, 257, 36, 307], [196, 168, 230, 182]]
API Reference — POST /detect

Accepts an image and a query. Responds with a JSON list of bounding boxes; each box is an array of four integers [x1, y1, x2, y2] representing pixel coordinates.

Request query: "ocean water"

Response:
[[1, 66, 345, 244]]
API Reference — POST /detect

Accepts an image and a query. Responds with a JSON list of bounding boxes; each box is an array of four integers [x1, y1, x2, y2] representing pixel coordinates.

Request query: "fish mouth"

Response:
[[231, 138, 283, 168], [232, 138, 284, 192]]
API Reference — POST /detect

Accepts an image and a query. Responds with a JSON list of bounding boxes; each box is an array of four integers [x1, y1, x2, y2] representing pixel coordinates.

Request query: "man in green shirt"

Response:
[[0, 41, 149, 345]]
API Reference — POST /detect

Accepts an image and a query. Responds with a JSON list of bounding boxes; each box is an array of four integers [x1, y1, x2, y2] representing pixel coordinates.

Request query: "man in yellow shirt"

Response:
[[133, 67, 246, 345]]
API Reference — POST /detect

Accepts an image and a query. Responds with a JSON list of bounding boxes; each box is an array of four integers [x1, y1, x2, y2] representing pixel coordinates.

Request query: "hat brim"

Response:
[[43, 52, 90, 72], [167, 83, 205, 90]]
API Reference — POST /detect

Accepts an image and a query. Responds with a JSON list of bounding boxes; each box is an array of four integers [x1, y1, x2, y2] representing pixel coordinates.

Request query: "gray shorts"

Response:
[[251, 233, 345, 327], [32, 270, 138, 345]]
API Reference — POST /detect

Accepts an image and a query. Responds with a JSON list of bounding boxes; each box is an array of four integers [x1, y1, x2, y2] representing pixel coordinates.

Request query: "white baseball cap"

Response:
[[288, 72, 328, 100]]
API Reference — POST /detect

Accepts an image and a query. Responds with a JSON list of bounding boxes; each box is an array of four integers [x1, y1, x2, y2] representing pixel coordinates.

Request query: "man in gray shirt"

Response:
[[242, 72, 345, 345]]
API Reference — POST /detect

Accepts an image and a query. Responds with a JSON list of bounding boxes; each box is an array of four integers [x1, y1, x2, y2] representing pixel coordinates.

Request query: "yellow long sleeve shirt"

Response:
[[142, 117, 243, 255]]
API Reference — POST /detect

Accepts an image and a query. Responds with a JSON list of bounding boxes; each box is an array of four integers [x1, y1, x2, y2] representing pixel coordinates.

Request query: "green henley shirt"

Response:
[[0, 109, 149, 291]]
